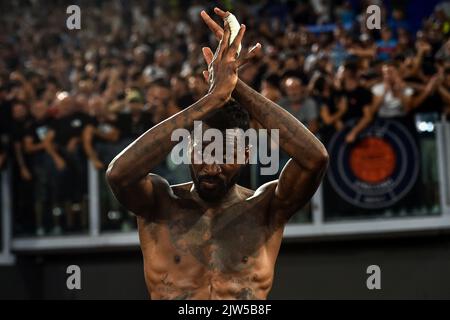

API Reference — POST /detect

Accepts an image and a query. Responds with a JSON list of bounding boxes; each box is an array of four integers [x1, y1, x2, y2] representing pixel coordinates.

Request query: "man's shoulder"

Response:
[[170, 181, 194, 195], [236, 184, 256, 199]]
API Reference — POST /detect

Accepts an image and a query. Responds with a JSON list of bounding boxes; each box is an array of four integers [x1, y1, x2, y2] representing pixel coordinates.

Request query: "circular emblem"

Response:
[[327, 119, 419, 209]]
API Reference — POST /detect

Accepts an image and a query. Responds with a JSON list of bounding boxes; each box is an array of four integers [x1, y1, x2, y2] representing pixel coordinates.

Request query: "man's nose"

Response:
[[202, 163, 222, 175]]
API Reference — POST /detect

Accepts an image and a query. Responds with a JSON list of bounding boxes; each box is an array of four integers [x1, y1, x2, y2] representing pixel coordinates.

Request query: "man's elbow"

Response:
[[105, 160, 126, 189], [313, 143, 329, 172]]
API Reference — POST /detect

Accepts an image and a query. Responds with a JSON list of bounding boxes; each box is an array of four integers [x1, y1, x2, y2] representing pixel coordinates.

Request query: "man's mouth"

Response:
[[201, 181, 218, 189], [199, 177, 222, 189]]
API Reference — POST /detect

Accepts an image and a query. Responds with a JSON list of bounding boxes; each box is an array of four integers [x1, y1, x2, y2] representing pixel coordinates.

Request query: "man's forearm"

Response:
[[107, 93, 226, 187], [233, 79, 327, 171]]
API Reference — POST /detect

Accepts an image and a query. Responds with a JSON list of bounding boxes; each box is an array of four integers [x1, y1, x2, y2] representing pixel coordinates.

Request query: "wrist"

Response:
[[207, 90, 230, 107]]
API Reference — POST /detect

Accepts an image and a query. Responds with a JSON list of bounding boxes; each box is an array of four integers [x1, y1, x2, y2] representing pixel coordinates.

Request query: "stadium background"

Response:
[[0, 0, 450, 299]]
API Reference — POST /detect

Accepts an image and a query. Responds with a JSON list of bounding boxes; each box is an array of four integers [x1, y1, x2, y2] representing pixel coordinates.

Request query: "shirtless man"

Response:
[[106, 9, 329, 300]]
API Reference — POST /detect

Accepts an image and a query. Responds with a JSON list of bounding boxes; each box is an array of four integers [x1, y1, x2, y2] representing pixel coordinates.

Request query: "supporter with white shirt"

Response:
[[372, 63, 414, 118]]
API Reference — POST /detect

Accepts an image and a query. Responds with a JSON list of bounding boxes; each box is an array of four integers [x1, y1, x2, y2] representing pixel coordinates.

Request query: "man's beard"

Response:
[[190, 167, 242, 203]]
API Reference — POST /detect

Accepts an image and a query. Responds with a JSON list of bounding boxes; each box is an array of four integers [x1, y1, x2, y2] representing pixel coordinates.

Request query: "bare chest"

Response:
[[144, 205, 271, 273]]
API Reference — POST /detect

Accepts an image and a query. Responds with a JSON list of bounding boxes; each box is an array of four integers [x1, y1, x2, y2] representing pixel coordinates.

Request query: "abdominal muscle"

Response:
[[138, 220, 275, 300]]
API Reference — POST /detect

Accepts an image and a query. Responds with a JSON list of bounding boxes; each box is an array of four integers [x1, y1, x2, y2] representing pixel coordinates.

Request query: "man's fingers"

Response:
[[200, 10, 223, 40], [219, 22, 231, 58], [202, 70, 209, 82], [213, 39, 223, 61], [248, 43, 262, 56], [202, 47, 214, 66], [214, 7, 229, 19], [229, 24, 246, 57], [237, 43, 262, 67]]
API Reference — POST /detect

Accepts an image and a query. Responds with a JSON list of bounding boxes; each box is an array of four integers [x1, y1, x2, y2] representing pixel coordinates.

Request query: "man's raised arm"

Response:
[[201, 9, 329, 221], [234, 79, 329, 219], [106, 22, 246, 216]]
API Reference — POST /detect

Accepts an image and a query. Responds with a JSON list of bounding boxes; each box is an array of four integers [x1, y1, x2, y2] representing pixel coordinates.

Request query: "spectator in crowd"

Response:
[[279, 75, 319, 134], [313, 75, 347, 137], [10, 100, 34, 234], [22, 100, 54, 236], [376, 27, 398, 61], [45, 94, 90, 233], [371, 62, 414, 119], [260, 74, 282, 102], [334, 61, 374, 143]]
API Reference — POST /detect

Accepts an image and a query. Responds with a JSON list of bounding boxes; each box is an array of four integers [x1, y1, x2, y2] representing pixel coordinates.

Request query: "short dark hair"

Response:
[[203, 99, 250, 131]]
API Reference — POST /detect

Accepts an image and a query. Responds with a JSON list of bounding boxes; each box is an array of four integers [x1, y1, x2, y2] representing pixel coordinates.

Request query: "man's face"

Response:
[[284, 77, 303, 103], [381, 29, 392, 41], [31, 101, 47, 120], [382, 65, 396, 83], [170, 77, 187, 96], [147, 85, 170, 106], [12, 103, 27, 120], [54, 94, 73, 118], [129, 101, 143, 113], [189, 129, 248, 203], [88, 96, 106, 117]]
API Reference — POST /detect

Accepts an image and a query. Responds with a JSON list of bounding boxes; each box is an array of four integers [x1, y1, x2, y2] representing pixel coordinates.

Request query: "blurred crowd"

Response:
[[1, 0, 450, 236]]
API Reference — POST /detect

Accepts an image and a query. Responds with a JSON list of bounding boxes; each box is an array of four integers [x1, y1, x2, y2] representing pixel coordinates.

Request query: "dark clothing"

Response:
[[337, 86, 373, 123], [316, 90, 344, 139], [23, 118, 52, 156], [116, 111, 154, 140], [50, 112, 92, 147], [177, 94, 195, 110], [10, 118, 31, 144], [404, 76, 443, 115], [49, 112, 91, 205], [89, 117, 123, 164], [413, 92, 443, 115], [89, 117, 119, 143]]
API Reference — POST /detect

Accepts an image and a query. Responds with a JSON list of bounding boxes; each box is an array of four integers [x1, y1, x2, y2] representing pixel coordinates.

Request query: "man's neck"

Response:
[[189, 184, 242, 211]]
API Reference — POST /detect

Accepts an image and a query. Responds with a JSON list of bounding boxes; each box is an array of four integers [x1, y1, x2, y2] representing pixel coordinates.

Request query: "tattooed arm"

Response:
[[106, 94, 226, 215], [201, 9, 329, 221], [106, 22, 246, 216], [233, 79, 329, 221]]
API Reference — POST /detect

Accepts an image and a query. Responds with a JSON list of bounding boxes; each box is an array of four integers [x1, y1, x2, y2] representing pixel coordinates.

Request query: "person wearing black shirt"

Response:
[[46, 95, 91, 233], [23, 100, 55, 236], [116, 91, 155, 144], [334, 61, 374, 143], [170, 75, 195, 110], [10, 101, 34, 235], [83, 96, 129, 231], [83, 96, 120, 169], [311, 75, 347, 140]]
